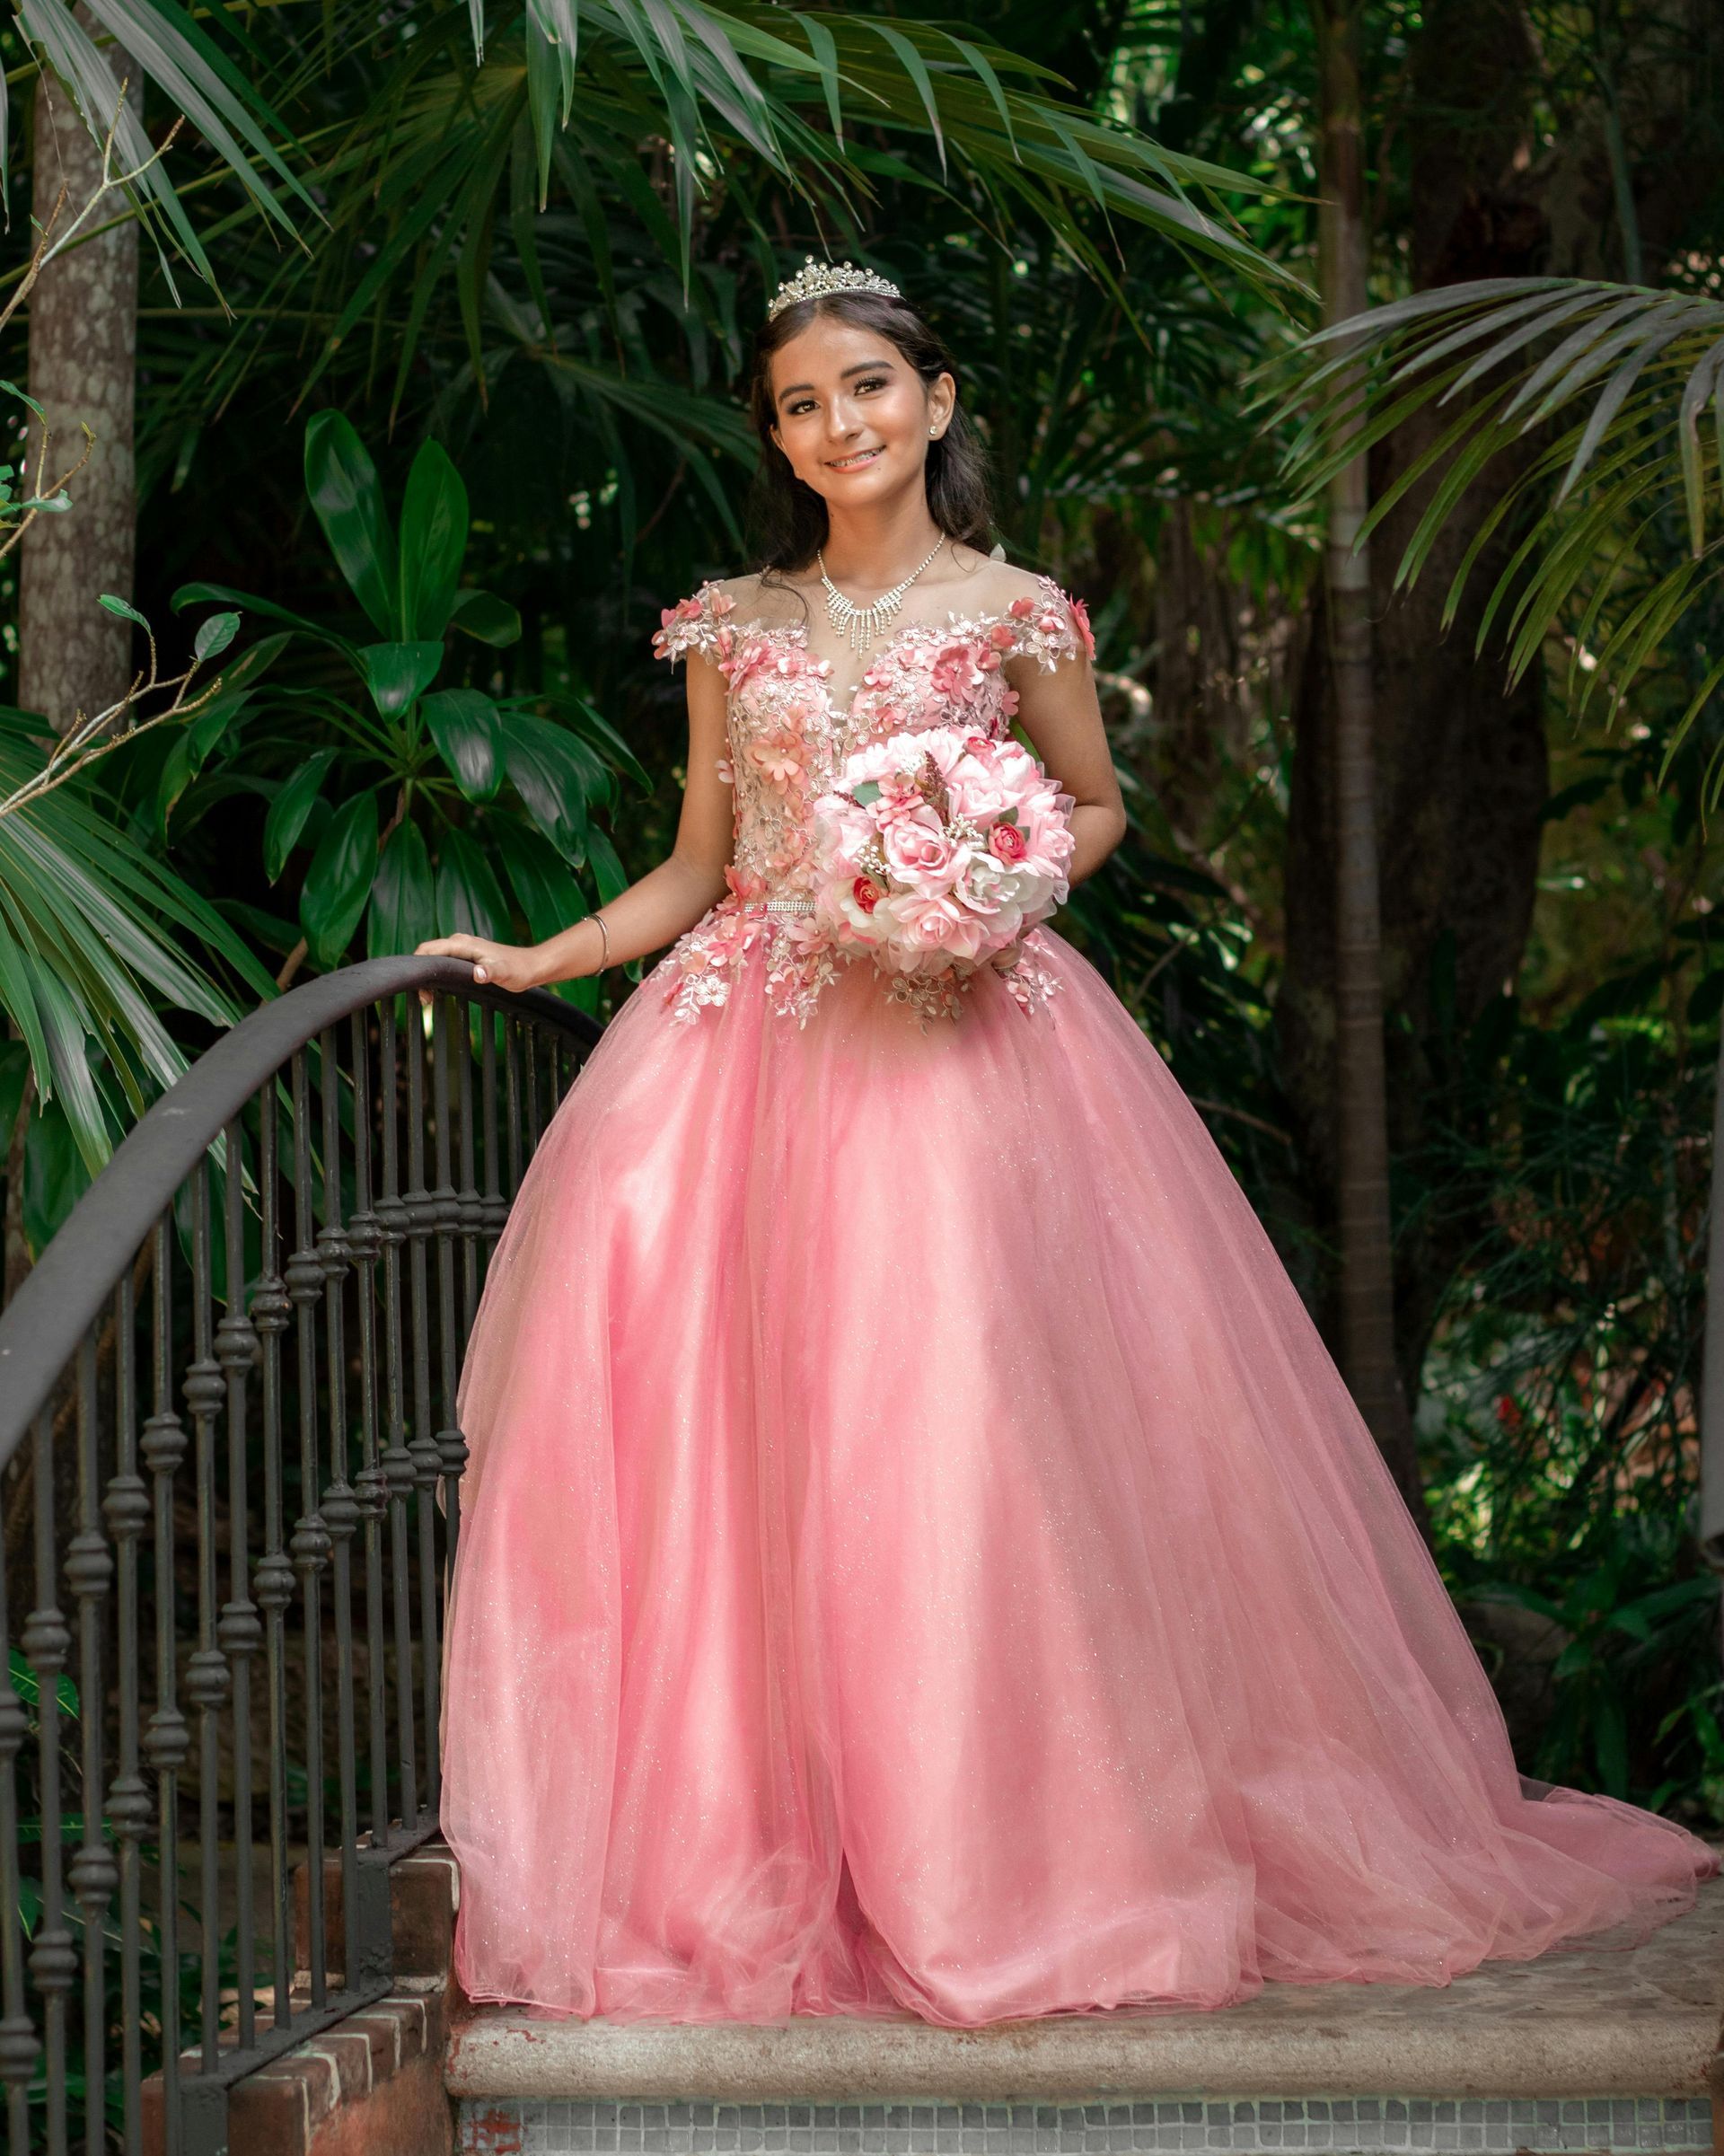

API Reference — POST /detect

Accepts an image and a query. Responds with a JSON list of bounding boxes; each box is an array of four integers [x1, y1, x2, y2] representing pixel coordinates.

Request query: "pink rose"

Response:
[[852, 876, 882, 915], [990, 822, 1028, 864], [884, 808, 958, 887], [893, 894, 988, 962]]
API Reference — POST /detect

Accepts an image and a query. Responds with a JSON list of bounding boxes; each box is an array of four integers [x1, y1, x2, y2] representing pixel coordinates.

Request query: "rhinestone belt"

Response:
[[741, 896, 816, 915]]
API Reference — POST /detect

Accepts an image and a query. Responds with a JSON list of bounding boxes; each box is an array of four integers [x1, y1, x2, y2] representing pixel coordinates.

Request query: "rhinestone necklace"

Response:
[[817, 533, 946, 654]]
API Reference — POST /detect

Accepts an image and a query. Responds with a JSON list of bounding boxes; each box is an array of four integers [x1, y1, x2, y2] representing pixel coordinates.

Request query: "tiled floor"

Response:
[[456, 2097, 1717, 2155]]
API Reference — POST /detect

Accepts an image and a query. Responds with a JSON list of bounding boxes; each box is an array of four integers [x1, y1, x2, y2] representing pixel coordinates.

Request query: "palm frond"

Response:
[[0, 713, 273, 1168], [1271, 277, 1724, 785]]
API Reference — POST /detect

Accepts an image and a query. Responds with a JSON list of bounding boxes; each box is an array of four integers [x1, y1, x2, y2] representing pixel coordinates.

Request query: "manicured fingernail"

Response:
[[473, 965, 488, 982]]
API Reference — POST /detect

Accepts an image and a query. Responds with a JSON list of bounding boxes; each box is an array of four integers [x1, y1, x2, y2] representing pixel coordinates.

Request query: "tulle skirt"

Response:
[[437, 924, 1717, 2026]]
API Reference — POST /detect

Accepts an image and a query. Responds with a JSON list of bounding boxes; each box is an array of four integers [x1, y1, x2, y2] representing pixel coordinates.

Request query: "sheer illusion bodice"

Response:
[[648, 572, 1093, 1024]]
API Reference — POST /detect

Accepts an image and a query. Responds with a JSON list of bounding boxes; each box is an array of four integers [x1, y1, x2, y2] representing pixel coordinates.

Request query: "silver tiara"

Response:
[[768, 256, 902, 321]]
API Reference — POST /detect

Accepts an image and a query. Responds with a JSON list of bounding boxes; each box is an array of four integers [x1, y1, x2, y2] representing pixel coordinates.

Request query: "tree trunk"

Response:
[[18, 32, 139, 734], [1310, 0, 1423, 1511], [1280, 0, 1558, 1496]]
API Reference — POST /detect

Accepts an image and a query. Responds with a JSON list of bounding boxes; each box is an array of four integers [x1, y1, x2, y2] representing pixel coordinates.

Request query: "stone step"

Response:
[[445, 1872, 1724, 2156]]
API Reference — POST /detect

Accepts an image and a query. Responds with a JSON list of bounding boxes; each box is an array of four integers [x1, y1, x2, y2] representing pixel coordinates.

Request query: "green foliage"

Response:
[[0, 705, 272, 1175], [1276, 277, 1724, 797], [1414, 955, 1720, 1823], [169, 413, 648, 999]]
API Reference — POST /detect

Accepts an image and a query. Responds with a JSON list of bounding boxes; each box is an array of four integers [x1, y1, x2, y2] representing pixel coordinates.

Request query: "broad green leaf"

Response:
[[172, 581, 350, 661], [358, 642, 444, 719], [304, 413, 398, 638], [500, 711, 603, 861], [449, 588, 523, 647], [436, 826, 511, 940], [367, 819, 436, 957], [22, 1100, 92, 1260], [585, 823, 628, 904], [155, 691, 254, 836], [193, 611, 241, 662], [300, 790, 379, 968], [554, 693, 653, 794], [400, 439, 470, 639], [263, 749, 338, 882], [99, 594, 150, 631], [424, 688, 503, 801], [502, 822, 586, 945], [0, 1042, 27, 1157]]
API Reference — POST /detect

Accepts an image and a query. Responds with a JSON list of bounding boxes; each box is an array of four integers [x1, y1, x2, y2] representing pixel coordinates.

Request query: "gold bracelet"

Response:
[[590, 911, 611, 970]]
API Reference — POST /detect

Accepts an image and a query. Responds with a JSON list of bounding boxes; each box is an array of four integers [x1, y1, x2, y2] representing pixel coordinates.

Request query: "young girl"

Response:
[[421, 260, 1716, 2028]]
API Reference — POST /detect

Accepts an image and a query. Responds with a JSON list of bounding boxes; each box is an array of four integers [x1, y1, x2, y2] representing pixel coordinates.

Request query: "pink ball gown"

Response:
[[437, 572, 1717, 2027]]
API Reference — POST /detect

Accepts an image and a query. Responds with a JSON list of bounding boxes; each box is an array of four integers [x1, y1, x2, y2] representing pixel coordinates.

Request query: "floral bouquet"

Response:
[[809, 726, 1075, 1016]]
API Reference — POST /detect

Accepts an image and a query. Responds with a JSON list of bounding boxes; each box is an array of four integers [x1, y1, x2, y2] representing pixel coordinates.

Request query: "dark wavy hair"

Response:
[[745, 288, 994, 576]]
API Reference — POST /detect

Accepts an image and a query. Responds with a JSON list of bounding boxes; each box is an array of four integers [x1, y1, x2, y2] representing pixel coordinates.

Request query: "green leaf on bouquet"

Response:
[[851, 779, 881, 805]]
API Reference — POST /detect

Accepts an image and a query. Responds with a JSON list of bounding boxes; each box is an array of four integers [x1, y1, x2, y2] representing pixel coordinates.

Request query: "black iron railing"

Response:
[[0, 956, 601, 2156]]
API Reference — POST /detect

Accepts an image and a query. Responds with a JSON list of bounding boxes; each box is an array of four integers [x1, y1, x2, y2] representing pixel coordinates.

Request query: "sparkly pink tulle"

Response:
[[437, 925, 1717, 2026]]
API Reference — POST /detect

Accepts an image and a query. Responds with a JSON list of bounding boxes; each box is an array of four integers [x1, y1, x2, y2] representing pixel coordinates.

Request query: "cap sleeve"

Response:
[[1005, 576, 1095, 672], [650, 580, 734, 665]]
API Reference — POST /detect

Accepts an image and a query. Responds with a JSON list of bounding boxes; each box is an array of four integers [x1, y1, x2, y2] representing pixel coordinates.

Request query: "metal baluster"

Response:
[[216, 1124, 263, 2052], [455, 1001, 482, 1338], [503, 1016, 523, 1201], [523, 1025, 543, 1162], [432, 998, 469, 1599], [23, 1401, 74, 2156], [0, 1499, 38, 2152], [102, 1270, 149, 2153], [67, 1333, 117, 2153], [479, 1010, 506, 1258], [140, 1221, 189, 2146], [183, 1164, 230, 2072], [251, 1091, 296, 2032], [286, 1052, 331, 2002], [317, 1029, 363, 1984], [375, 1005, 419, 1834], [347, 1011, 390, 1851], [403, 1012, 444, 1808]]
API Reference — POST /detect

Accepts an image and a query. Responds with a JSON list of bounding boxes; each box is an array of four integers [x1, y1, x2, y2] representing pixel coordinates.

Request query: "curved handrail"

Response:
[[0, 955, 601, 1466]]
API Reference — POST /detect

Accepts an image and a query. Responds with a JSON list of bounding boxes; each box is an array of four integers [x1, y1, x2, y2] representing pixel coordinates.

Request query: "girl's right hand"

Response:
[[415, 935, 541, 992]]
